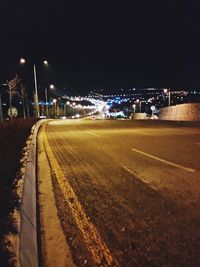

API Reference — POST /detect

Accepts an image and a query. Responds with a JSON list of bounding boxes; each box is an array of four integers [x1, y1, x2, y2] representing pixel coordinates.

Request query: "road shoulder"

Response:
[[37, 126, 75, 267]]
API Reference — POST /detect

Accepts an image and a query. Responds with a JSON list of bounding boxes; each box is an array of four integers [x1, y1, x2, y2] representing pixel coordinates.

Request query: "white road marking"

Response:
[[122, 166, 158, 191], [99, 129, 149, 135], [134, 130, 150, 135], [86, 130, 100, 137], [150, 185, 158, 191], [131, 148, 195, 173], [169, 129, 199, 134]]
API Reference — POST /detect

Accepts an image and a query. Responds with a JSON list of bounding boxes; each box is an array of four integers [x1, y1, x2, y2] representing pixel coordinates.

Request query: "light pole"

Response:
[[168, 90, 171, 107], [45, 88, 48, 117], [0, 88, 3, 123], [132, 104, 136, 113], [136, 99, 141, 112], [53, 98, 57, 118], [33, 64, 39, 118], [20, 58, 48, 118], [163, 89, 171, 107]]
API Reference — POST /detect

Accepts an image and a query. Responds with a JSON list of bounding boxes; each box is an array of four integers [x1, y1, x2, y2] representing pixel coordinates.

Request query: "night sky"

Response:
[[0, 1, 200, 95]]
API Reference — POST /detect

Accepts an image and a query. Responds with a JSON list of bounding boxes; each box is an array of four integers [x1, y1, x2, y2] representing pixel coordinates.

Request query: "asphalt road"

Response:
[[43, 119, 200, 267]]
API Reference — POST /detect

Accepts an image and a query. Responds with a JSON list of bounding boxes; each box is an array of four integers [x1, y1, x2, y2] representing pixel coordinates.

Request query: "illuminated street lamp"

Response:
[[132, 104, 136, 113], [0, 87, 3, 123], [20, 58, 48, 118], [53, 98, 57, 117], [20, 58, 26, 64], [43, 60, 48, 65], [49, 84, 55, 90], [163, 89, 171, 107], [136, 99, 142, 112]]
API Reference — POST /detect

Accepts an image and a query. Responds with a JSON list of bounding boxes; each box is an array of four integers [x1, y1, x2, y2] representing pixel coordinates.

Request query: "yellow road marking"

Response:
[[131, 148, 195, 173], [42, 124, 118, 266]]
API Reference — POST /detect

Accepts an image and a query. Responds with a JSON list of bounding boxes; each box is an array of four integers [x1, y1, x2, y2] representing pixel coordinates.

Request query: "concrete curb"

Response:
[[19, 119, 46, 267]]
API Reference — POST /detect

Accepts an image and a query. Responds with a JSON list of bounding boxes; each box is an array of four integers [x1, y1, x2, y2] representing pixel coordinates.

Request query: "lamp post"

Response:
[[163, 89, 171, 107], [136, 99, 141, 112], [0, 89, 3, 123], [132, 104, 136, 113], [33, 64, 39, 118], [168, 90, 171, 107], [20, 58, 48, 118], [45, 88, 48, 117], [53, 98, 57, 118]]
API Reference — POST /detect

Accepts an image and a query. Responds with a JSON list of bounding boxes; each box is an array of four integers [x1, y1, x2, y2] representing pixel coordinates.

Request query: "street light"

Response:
[[20, 58, 48, 118], [0, 85, 3, 123], [49, 84, 55, 90], [53, 98, 57, 118], [20, 58, 26, 64], [45, 84, 55, 117], [136, 99, 142, 112], [132, 104, 136, 113], [163, 89, 171, 107]]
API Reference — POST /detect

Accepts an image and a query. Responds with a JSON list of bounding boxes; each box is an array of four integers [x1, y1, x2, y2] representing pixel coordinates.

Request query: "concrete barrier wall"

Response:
[[159, 103, 200, 121], [132, 113, 147, 120], [19, 120, 45, 267]]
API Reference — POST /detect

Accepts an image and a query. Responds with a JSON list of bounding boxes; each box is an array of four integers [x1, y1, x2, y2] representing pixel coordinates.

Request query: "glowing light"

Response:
[[43, 60, 48, 65], [20, 58, 26, 64]]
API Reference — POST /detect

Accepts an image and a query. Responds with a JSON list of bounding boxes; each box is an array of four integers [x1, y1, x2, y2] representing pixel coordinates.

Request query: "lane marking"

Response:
[[122, 165, 158, 191], [100, 129, 149, 135], [168, 129, 199, 135], [131, 148, 195, 173], [86, 130, 100, 137], [43, 125, 118, 266], [134, 130, 150, 135]]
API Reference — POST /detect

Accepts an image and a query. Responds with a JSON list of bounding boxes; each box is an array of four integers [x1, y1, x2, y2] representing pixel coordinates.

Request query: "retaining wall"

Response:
[[159, 103, 200, 121]]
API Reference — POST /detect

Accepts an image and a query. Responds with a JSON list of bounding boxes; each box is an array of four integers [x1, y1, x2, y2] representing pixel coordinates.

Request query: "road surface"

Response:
[[38, 119, 200, 267]]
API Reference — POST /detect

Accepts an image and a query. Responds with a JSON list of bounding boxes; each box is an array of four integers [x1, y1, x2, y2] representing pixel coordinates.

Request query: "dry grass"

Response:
[[0, 118, 37, 266]]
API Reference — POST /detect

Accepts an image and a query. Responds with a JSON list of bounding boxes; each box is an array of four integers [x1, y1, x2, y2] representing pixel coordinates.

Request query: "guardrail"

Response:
[[19, 120, 45, 267]]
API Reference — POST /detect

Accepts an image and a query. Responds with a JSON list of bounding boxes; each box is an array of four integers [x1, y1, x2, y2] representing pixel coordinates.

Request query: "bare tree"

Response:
[[18, 83, 28, 119], [25, 95, 30, 118], [7, 75, 21, 120]]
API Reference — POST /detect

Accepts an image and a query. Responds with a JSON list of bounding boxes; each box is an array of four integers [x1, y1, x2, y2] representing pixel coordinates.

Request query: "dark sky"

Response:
[[0, 1, 200, 95]]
